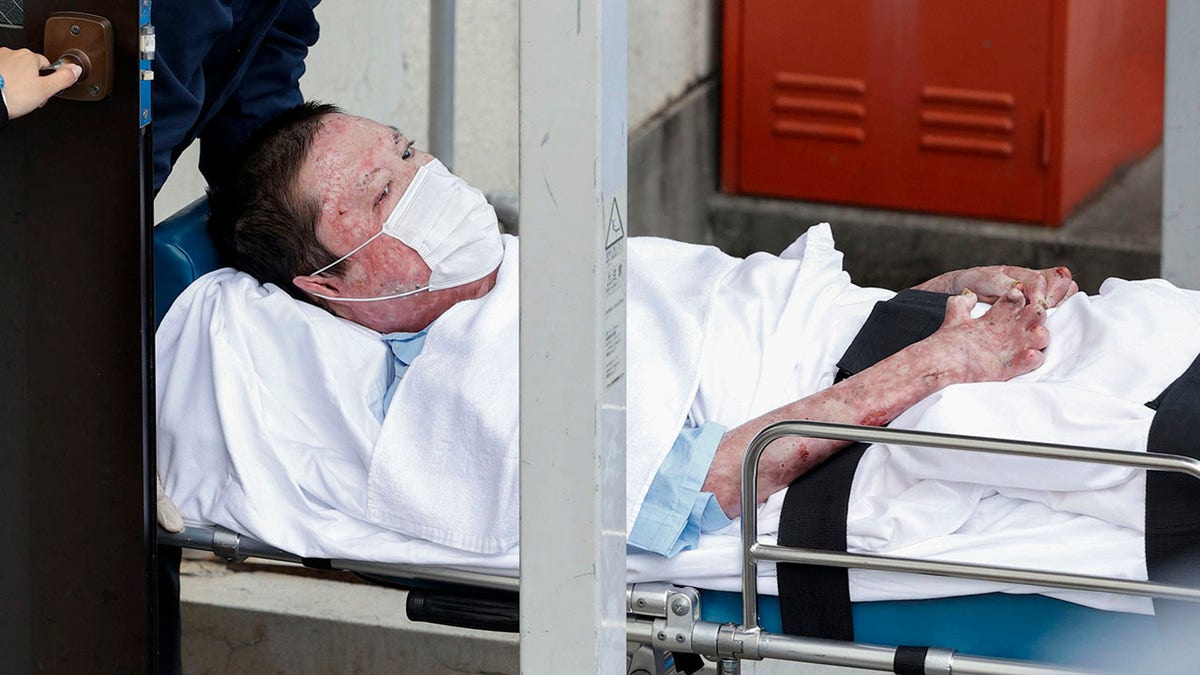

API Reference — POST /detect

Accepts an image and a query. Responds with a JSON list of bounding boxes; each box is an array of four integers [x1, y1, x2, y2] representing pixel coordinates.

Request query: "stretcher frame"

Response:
[[160, 420, 1200, 675]]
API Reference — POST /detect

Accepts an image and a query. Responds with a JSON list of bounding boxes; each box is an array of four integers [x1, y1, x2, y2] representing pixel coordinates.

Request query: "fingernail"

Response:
[[68, 64, 82, 78]]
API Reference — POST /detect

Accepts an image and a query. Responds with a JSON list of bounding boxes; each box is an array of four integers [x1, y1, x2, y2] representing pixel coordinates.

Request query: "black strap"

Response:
[[778, 290, 951, 640], [892, 646, 930, 675], [1145, 353, 1200, 661], [777, 442, 868, 640], [0, 92, 9, 132], [836, 289, 950, 382]]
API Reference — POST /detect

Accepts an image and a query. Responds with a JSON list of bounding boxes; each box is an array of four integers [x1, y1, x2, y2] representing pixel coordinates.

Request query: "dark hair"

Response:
[[207, 101, 343, 303]]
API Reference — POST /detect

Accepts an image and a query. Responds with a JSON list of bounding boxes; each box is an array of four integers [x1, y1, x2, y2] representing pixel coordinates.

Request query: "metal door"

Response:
[[727, 0, 1053, 223], [0, 0, 154, 672]]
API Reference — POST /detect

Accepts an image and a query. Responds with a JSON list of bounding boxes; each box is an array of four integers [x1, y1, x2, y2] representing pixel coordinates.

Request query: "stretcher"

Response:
[[154, 199, 1200, 674]]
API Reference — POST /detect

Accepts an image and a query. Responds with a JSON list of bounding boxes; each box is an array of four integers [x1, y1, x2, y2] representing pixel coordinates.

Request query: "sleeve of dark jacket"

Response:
[[150, 0, 321, 193]]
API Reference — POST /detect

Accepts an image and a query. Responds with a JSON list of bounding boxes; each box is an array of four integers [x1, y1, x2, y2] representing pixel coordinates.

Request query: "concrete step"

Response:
[[711, 149, 1163, 295], [180, 560, 517, 675]]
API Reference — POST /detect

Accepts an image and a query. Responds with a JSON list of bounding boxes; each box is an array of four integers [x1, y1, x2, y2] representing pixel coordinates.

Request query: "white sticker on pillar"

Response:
[[603, 196, 627, 390]]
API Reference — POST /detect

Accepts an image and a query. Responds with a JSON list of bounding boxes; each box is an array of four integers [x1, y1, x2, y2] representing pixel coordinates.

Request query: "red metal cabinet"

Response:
[[721, 1, 1165, 225]]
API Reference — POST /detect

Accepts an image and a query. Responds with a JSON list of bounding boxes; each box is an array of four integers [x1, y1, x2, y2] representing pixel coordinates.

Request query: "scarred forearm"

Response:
[[702, 287, 1049, 517], [703, 333, 965, 516]]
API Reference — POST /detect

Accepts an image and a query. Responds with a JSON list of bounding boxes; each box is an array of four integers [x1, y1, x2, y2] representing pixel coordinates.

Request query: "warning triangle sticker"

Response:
[[605, 197, 625, 249]]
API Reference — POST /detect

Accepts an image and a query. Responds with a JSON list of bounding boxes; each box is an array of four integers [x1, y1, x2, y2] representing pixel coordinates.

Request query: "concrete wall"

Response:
[[1162, 0, 1200, 290], [155, 0, 719, 221], [181, 565, 518, 674], [711, 147, 1163, 294]]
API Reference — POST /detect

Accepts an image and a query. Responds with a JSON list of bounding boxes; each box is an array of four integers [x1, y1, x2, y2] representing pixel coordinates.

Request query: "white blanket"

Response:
[[158, 224, 1200, 612], [364, 235, 743, 551]]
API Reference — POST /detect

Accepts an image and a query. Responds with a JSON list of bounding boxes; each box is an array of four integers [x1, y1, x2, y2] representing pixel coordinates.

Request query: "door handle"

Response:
[[42, 12, 113, 101]]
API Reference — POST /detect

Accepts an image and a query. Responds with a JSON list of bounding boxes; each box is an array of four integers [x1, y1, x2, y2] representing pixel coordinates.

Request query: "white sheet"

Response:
[[158, 225, 1200, 613], [364, 234, 742, 551]]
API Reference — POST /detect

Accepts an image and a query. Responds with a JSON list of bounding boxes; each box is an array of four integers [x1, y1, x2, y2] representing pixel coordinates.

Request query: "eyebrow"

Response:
[[357, 126, 403, 189], [359, 167, 382, 189]]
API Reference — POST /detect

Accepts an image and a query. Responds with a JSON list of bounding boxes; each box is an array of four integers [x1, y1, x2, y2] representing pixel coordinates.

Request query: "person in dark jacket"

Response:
[[150, 3, 320, 672], [152, 0, 321, 192]]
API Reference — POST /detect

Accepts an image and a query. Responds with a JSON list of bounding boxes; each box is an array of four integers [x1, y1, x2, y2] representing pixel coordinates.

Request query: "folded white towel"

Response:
[[362, 226, 894, 552], [157, 269, 393, 555], [364, 234, 745, 551]]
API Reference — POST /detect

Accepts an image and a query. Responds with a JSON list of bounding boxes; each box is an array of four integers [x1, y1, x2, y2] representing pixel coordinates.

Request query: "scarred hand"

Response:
[[929, 287, 1051, 384], [915, 265, 1079, 310]]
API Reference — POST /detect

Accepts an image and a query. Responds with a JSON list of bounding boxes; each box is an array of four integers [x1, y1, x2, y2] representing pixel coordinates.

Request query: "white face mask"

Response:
[[307, 159, 504, 303]]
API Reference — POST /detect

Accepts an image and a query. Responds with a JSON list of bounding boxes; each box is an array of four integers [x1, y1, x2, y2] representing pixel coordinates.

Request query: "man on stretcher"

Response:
[[159, 103, 1198, 605]]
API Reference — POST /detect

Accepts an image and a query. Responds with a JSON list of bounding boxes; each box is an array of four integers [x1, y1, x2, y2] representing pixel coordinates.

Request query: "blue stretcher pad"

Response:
[[154, 198, 223, 326], [700, 591, 1156, 670]]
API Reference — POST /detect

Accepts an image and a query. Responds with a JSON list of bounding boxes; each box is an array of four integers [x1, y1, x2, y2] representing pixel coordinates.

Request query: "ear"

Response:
[[292, 273, 341, 300]]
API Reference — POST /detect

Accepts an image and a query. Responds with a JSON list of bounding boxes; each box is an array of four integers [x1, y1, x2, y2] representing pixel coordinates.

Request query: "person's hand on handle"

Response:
[[0, 47, 83, 120]]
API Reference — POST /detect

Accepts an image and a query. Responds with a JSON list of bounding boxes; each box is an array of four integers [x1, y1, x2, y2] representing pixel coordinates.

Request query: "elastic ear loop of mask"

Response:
[[305, 230, 431, 302], [310, 229, 385, 277], [307, 285, 431, 303]]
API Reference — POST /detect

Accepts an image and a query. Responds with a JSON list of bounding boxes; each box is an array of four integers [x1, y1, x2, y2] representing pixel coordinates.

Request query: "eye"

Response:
[[402, 140, 416, 160], [375, 180, 392, 207]]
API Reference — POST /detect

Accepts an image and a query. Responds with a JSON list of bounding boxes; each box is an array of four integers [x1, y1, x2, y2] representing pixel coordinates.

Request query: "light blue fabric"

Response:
[[380, 329, 730, 557], [626, 421, 730, 557], [381, 330, 429, 413]]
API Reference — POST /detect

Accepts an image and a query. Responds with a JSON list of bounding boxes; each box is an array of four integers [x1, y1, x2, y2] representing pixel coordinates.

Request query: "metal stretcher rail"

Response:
[[626, 581, 1096, 675], [159, 420, 1199, 675], [163, 524, 520, 592], [158, 518, 1094, 674], [735, 421, 1200, 674]]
